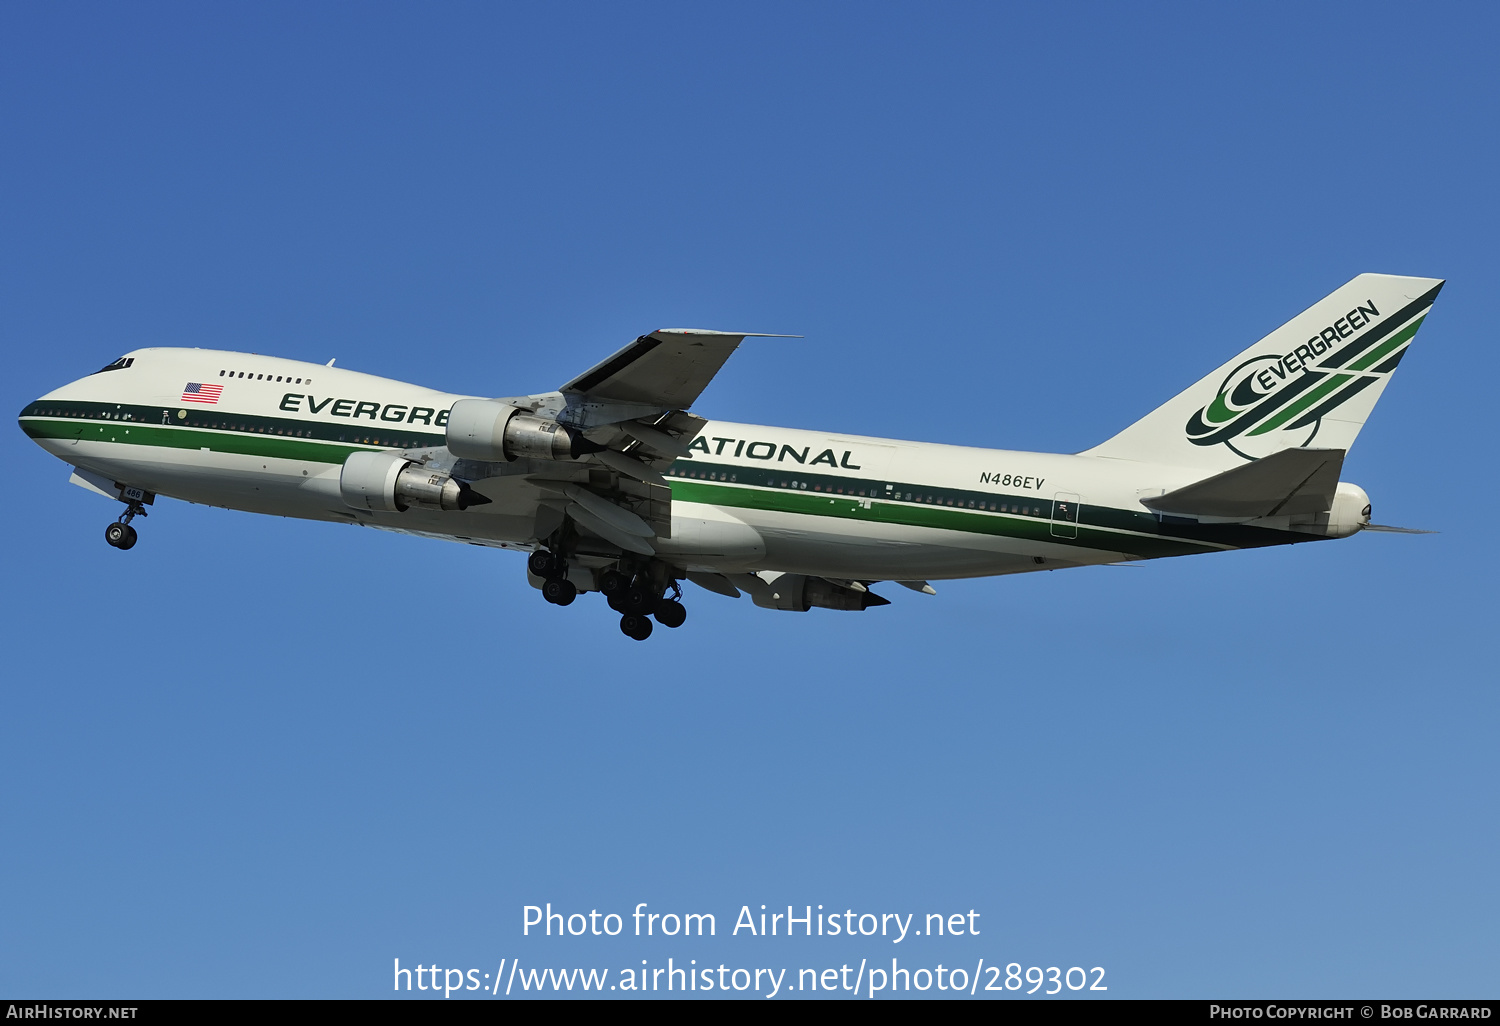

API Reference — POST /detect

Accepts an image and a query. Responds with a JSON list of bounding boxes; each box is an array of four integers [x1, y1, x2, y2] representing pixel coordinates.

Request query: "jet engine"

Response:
[[446, 399, 602, 462], [340, 450, 485, 513]]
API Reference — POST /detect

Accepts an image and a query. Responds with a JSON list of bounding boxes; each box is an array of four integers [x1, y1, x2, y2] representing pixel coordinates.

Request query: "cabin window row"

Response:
[[893, 492, 1039, 515], [664, 465, 1040, 515], [178, 416, 418, 448], [180, 416, 317, 437], [37, 407, 140, 422], [220, 370, 312, 384]]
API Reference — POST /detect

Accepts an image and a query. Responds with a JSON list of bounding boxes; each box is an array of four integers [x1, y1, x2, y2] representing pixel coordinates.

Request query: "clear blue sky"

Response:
[[2, 1, 1496, 999]]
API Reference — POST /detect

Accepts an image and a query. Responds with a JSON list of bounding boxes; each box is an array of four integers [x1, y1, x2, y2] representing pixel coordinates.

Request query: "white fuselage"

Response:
[[21, 347, 1353, 583]]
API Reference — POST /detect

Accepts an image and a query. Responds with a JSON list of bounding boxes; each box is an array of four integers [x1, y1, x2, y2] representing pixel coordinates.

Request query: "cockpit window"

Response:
[[94, 357, 135, 373]]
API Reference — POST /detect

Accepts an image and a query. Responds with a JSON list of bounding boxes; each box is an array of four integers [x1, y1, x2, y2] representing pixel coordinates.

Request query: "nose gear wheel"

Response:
[[104, 500, 147, 549], [104, 522, 137, 549]]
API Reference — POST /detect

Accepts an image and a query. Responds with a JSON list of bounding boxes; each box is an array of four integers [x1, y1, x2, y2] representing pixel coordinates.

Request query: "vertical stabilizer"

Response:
[[1083, 274, 1443, 470]]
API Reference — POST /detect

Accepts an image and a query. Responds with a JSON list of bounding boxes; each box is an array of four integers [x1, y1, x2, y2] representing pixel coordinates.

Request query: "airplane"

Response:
[[18, 273, 1440, 640]]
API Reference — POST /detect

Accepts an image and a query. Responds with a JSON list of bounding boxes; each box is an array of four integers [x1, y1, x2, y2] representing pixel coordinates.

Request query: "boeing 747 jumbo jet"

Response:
[[20, 273, 1439, 639]]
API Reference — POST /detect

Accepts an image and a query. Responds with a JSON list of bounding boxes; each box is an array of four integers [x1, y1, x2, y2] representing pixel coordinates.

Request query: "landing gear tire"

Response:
[[541, 578, 577, 606], [654, 599, 686, 628], [604, 573, 639, 613], [105, 522, 137, 550], [620, 613, 654, 641], [528, 550, 562, 578], [620, 585, 657, 616]]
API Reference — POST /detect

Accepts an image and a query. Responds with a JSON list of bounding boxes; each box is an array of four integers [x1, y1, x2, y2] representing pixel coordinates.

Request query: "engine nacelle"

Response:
[[747, 572, 886, 612], [1290, 482, 1372, 539], [446, 399, 600, 462], [340, 450, 480, 513]]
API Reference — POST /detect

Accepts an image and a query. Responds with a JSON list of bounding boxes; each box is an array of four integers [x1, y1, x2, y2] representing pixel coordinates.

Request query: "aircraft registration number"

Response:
[[978, 473, 1045, 490]]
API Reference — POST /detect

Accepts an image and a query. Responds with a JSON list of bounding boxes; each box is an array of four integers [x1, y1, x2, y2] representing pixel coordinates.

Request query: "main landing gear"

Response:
[[530, 551, 578, 606], [530, 551, 687, 641], [104, 501, 147, 550]]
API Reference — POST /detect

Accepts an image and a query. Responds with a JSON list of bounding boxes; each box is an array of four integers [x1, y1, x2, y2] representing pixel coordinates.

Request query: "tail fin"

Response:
[[1083, 273, 1443, 470]]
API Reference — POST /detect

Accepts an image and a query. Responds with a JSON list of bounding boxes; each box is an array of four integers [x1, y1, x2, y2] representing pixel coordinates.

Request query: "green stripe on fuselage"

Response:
[[668, 477, 1219, 559], [18, 398, 446, 458], [19, 400, 1318, 559], [665, 461, 1313, 558], [21, 416, 376, 463]]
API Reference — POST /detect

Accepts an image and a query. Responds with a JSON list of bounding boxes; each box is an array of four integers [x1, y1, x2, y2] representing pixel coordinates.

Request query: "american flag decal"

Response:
[[181, 382, 223, 404]]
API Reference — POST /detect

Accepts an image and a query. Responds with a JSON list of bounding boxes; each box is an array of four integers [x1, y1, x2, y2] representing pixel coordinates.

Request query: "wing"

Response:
[[544, 329, 794, 553], [561, 329, 796, 410], [430, 328, 795, 562]]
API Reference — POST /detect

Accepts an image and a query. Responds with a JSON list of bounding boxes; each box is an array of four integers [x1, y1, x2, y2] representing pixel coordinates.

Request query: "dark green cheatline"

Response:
[[20, 401, 1317, 558], [19, 399, 445, 463], [666, 461, 1312, 557]]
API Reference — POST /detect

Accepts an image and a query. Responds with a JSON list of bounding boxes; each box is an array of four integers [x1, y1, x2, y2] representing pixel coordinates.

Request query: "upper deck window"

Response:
[[94, 357, 135, 373]]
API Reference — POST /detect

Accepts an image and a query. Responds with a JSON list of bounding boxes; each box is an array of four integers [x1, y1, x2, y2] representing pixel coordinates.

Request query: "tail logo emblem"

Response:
[[1184, 299, 1425, 460]]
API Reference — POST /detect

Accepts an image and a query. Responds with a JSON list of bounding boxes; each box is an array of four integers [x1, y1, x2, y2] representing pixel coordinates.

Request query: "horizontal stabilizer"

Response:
[[1142, 447, 1345, 519]]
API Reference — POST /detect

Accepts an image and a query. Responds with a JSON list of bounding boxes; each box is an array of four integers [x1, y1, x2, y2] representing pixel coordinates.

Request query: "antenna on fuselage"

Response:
[[326, 358, 336, 367]]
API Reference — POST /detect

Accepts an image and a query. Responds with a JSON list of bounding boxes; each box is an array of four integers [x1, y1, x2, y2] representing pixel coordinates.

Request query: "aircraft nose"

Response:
[[19, 398, 47, 441], [19, 386, 82, 447]]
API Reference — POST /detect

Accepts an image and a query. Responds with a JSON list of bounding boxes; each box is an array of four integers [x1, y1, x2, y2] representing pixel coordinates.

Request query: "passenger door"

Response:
[[1051, 492, 1081, 539]]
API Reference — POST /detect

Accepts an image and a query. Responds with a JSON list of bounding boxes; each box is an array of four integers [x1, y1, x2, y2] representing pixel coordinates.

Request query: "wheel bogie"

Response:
[[526, 557, 681, 637]]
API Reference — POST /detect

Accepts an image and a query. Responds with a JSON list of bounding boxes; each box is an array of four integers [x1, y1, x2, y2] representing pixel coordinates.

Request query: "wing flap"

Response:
[[566, 503, 655, 555]]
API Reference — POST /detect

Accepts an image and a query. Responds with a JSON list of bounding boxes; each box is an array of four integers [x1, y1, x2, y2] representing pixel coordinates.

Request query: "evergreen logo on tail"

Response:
[[1082, 273, 1441, 472], [1184, 291, 1434, 460]]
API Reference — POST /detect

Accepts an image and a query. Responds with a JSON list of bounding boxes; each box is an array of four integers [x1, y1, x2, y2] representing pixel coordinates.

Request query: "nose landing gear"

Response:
[[104, 501, 148, 550], [104, 521, 137, 549]]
